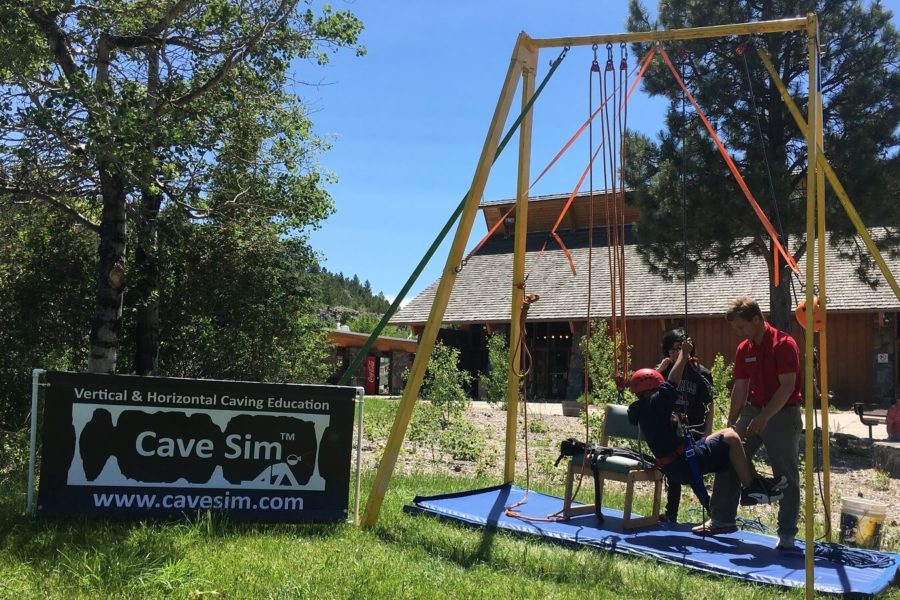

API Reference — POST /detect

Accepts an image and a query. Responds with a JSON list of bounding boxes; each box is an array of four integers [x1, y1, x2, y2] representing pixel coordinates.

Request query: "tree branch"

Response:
[[26, 8, 79, 81], [1, 185, 100, 232], [166, 0, 293, 111], [107, 0, 197, 50]]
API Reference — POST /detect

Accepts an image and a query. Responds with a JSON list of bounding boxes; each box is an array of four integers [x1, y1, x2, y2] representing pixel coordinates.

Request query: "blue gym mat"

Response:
[[406, 484, 900, 597]]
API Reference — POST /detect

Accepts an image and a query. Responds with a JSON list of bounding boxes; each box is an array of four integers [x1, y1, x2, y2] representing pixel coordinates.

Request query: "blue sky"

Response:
[[304, 1, 898, 305]]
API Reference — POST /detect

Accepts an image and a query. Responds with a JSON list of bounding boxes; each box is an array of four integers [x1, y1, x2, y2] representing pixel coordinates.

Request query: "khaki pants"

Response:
[[709, 404, 802, 538]]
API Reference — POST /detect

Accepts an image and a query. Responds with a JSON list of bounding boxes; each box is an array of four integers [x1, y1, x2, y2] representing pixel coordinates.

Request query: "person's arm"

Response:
[[746, 372, 795, 437], [728, 378, 749, 427], [700, 366, 714, 436], [655, 356, 674, 372], [668, 338, 692, 385], [704, 403, 714, 436]]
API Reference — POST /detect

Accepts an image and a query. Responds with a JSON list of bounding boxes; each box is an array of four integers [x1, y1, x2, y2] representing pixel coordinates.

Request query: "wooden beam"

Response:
[[505, 40, 538, 483], [531, 17, 807, 49]]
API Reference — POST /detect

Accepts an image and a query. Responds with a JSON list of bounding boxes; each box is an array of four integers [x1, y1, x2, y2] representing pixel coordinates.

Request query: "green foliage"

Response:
[[528, 417, 550, 435], [151, 213, 333, 384], [580, 321, 634, 405], [0, 429, 29, 482], [0, 1, 365, 372], [417, 341, 473, 425], [480, 333, 510, 408], [315, 269, 391, 315], [0, 203, 94, 428], [439, 420, 486, 462], [626, 0, 900, 326], [578, 408, 607, 444], [346, 312, 410, 338], [709, 353, 734, 432]]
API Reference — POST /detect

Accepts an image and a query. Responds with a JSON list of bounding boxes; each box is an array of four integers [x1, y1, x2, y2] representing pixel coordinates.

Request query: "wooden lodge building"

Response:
[[391, 192, 900, 408]]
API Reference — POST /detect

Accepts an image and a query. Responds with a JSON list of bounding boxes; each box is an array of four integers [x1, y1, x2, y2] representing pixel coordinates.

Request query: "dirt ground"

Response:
[[360, 402, 899, 546]]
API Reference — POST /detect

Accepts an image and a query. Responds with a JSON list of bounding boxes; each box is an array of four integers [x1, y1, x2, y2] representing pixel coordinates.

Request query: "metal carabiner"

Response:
[[605, 42, 615, 72]]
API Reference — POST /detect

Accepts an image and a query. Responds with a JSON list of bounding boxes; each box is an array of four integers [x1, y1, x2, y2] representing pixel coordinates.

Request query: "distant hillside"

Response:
[[314, 267, 390, 316]]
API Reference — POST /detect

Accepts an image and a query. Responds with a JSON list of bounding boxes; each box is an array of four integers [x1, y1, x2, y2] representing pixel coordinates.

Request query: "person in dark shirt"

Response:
[[654, 328, 713, 521], [627, 337, 785, 512]]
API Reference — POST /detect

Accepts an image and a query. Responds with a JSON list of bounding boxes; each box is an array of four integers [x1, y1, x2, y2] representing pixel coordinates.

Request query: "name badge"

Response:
[[744, 357, 757, 363]]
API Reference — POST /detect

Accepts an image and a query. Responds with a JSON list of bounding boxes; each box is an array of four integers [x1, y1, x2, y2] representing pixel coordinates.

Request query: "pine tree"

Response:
[[626, 0, 899, 329]]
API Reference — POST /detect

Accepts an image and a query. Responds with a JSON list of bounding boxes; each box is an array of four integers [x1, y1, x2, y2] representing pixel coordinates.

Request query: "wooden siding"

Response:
[[621, 314, 873, 407]]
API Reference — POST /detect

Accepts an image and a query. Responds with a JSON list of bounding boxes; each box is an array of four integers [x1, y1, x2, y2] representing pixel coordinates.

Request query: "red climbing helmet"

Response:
[[629, 368, 664, 395]]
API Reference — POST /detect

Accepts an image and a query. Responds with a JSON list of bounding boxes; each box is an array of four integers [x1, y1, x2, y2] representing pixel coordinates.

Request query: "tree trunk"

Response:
[[134, 188, 162, 375], [88, 170, 127, 374], [769, 267, 793, 332]]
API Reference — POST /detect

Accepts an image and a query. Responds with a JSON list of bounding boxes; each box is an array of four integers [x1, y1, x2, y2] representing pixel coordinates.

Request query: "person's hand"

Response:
[[680, 337, 694, 357], [745, 413, 771, 437], [656, 357, 673, 371]]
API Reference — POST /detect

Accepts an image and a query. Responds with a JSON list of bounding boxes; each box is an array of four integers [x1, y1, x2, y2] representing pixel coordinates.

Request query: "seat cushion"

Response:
[[571, 453, 649, 475]]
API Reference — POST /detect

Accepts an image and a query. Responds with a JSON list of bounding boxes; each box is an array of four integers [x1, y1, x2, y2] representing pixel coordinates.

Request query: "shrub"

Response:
[[439, 420, 486, 461], [418, 341, 473, 425], [709, 353, 734, 431], [480, 334, 509, 408], [580, 320, 633, 405]]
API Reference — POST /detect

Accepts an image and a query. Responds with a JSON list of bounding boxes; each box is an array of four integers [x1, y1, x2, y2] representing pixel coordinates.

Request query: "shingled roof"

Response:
[[391, 226, 900, 326]]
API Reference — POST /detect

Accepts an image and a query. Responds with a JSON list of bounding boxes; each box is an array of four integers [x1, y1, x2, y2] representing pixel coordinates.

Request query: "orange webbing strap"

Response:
[[527, 142, 605, 279], [460, 205, 515, 268], [658, 46, 799, 274], [774, 245, 780, 287], [529, 50, 654, 193]]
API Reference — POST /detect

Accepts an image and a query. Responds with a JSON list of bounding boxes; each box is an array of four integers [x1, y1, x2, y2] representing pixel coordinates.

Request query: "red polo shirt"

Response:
[[733, 321, 802, 407]]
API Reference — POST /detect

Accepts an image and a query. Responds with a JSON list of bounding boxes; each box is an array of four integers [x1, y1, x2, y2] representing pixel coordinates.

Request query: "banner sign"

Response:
[[37, 371, 356, 522]]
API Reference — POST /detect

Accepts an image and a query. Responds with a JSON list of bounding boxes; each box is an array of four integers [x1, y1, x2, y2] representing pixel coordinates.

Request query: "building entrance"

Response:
[[526, 322, 572, 400]]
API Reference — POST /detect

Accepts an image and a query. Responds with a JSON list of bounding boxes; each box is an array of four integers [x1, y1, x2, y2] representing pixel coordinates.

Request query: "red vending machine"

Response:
[[364, 355, 378, 396]]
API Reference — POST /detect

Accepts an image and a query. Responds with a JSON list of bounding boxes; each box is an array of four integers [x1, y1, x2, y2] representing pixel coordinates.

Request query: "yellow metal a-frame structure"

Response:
[[362, 15, 900, 598]]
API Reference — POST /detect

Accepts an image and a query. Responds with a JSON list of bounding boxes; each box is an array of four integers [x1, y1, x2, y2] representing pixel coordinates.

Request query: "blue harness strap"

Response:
[[683, 428, 710, 509]]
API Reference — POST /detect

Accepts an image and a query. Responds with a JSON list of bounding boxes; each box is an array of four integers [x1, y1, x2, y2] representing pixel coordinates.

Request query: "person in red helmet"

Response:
[[627, 336, 786, 514]]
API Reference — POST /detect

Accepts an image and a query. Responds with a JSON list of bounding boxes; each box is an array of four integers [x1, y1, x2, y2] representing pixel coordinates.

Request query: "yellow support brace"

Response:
[[756, 47, 900, 301], [816, 78, 833, 542], [505, 43, 538, 483], [360, 34, 530, 528], [804, 15, 818, 599]]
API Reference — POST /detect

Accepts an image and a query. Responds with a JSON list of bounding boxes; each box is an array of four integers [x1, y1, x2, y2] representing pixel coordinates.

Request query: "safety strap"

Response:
[[657, 46, 799, 275], [653, 442, 686, 469]]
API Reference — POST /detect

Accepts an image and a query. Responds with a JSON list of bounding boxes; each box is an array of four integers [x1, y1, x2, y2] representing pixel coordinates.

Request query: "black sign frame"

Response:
[[35, 371, 357, 522]]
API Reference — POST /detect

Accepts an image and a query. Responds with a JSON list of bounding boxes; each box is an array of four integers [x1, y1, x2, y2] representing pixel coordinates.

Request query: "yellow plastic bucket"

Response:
[[839, 497, 887, 550]]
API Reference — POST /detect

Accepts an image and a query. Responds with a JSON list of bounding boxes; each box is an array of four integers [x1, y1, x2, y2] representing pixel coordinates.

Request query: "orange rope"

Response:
[[658, 46, 799, 275]]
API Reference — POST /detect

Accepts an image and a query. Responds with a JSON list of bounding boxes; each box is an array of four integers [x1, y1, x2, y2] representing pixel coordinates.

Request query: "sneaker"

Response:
[[775, 535, 800, 552], [691, 519, 738, 536], [767, 475, 788, 492], [740, 478, 785, 506]]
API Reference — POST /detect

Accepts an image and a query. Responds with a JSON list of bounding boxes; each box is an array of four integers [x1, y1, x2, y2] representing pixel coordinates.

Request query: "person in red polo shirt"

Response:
[[692, 296, 802, 551]]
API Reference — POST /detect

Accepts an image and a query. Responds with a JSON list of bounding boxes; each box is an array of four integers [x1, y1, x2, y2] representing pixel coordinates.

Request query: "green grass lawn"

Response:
[[1, 397, 896, 599], [2, 466, 897, 600]]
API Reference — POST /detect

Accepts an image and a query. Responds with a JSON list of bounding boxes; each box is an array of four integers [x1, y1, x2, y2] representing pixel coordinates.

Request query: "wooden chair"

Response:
[[561, 404, 663, 530]]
